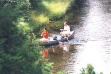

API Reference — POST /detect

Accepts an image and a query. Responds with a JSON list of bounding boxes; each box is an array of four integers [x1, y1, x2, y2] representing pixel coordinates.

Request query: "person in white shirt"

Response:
[[60, 22, 70, 36]]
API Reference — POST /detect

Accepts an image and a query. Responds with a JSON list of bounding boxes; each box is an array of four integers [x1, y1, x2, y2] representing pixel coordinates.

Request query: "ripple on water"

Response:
[[48, 0, 111, 74]]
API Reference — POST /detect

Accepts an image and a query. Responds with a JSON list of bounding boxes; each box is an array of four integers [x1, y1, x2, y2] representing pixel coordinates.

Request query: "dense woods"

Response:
[[0, 0, 75, 74]]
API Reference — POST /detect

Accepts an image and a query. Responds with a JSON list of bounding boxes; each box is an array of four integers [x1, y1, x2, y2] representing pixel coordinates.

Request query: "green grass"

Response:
[[42, 0, 70, 16]]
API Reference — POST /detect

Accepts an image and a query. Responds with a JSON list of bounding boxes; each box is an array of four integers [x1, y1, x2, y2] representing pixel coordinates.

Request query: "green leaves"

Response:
[[81, 64, 96, 74], [80, 64, 110, 74], [0, 0, 74, 74]]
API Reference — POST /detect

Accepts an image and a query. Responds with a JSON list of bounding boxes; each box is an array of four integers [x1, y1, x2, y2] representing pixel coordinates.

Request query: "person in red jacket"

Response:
[[40, 28, 49, 42]]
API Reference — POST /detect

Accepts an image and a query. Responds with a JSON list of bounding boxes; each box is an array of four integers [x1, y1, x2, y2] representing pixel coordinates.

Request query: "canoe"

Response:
[[40, 31, 74, 46], [39, 40, 59, 46]]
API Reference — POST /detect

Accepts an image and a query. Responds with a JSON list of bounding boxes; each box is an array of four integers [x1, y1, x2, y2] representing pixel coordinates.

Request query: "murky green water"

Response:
[[43, 0, 111, 74]]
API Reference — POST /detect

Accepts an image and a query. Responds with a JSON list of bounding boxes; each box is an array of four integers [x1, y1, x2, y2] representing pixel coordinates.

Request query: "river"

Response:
[[43, 0, 111, 74]]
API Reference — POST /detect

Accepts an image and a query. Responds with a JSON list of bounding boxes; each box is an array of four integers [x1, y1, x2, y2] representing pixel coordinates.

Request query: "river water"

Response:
[[43, 0, 111, 74]]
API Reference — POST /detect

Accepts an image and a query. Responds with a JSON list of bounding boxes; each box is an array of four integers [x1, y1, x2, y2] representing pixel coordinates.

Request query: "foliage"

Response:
[[29, 0, 74, 34], [100, 72, 103, 74], [81, 64, 96, 74], [42, 0, 70, 16], [0, 0, 77, 74], [0, 0, 52, 74], [80, 64, 111, 74], [57, 72, 69, 74]]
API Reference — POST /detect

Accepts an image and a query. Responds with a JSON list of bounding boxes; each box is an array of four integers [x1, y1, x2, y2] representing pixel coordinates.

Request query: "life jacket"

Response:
[[42, 31, 49, 39]]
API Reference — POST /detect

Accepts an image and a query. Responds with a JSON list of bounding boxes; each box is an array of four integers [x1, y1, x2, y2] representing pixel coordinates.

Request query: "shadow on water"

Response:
[[42, 42, 83, 74], [43, 44, 79, 73], [43, 0, 111, 74]]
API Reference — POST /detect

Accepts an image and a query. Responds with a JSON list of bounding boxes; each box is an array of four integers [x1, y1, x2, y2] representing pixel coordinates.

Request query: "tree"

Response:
[[0, 0, 52, 74]]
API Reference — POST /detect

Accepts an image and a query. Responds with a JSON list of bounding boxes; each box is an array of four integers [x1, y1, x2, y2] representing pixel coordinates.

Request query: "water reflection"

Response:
[[42, 43, 77, 73], [73, 0, 111, 74], [43, 0, 111, 74], [60, 43, 69, 53], [42, 49, 49, 58], [43, 43, 71, 58]]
